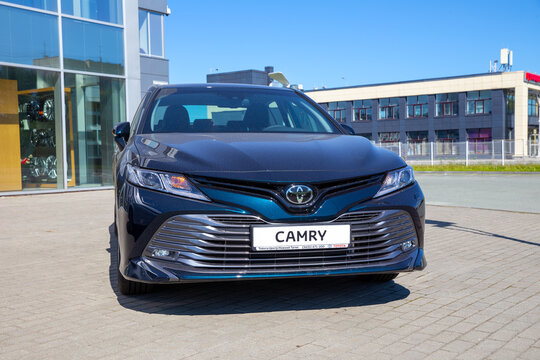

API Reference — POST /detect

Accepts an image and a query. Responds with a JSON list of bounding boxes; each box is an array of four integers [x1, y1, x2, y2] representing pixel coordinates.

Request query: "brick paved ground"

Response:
[[0, 190, 539, 359]]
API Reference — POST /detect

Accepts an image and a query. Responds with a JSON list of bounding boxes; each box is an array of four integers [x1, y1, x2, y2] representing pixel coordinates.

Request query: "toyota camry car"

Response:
[[112, 84, 426, 295]]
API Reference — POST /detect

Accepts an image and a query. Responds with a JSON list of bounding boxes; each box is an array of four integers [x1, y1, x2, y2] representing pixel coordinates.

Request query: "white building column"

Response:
[[514, 84, 528, 156]]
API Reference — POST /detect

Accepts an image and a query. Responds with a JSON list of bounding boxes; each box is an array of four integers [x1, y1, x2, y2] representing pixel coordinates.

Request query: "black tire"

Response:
[[117, 268, 152, 295], [113, 208, 118, 236], [117, 249, 152, 295], [358, 273, 398, 283]]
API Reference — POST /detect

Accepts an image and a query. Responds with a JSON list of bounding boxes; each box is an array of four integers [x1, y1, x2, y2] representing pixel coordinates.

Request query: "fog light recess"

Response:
[[152, 249, 173, 258], [401, 240, 415, 251]]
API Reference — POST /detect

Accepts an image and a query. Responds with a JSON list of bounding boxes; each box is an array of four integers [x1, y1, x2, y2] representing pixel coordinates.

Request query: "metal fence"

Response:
[[375, 140, 540, 165]]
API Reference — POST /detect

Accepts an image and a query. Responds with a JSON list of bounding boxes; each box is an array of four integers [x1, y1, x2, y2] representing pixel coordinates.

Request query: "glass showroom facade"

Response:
[[0, 0, 126, 193]]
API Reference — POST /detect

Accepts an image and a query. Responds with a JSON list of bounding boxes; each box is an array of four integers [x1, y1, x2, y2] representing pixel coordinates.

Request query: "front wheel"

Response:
[[117, 268, 152, 295], [117, 250, 152, 295], [358, 273, 398, 283]]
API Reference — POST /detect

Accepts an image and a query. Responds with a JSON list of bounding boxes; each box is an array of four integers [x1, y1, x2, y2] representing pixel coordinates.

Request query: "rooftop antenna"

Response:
[[499, 48, 513, 72], [489, 60, 498, 73]]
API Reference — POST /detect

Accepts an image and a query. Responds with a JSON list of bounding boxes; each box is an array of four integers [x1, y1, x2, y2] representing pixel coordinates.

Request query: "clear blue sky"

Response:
[[165, 0, 540, 90]]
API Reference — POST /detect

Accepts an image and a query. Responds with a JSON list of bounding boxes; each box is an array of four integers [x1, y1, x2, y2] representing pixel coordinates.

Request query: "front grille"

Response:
[[190, 174, 384, 214], [144, 210, 417, 273]]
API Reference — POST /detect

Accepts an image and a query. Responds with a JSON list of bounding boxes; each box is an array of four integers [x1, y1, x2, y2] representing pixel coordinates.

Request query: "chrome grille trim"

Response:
[[144, 210, 417, 272]]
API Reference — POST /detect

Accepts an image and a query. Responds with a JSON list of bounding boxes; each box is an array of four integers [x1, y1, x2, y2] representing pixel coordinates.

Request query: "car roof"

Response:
[[154, 83, 295, 93]]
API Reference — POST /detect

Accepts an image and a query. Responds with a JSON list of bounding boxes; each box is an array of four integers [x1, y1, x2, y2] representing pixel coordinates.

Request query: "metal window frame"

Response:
[[379, 105, 398, 120], [0, 0, 128, 195], [139, 9, 165, 58], [435, 101, 457, 117], [466, 99, 491, 115], [0, 0, 57, 15], [329, 108, 346, 122], [352, 106, 371, 122]]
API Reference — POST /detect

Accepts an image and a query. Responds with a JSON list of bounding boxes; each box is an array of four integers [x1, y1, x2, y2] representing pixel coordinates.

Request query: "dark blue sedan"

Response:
[[112, 84, 426, 295]]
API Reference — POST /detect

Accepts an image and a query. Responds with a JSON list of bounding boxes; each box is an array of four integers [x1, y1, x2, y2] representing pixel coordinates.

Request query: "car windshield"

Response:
[[141, 87, 340, 134]]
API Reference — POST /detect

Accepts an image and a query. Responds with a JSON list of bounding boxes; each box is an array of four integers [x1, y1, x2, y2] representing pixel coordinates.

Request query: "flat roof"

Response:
[[306, 72, 510, 92]]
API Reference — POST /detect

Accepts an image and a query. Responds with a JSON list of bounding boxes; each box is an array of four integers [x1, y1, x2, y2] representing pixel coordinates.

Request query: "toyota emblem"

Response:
[[285, 185, 314, 205]]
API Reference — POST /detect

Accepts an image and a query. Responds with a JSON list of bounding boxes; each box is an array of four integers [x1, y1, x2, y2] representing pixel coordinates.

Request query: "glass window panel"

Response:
[[366, 108, 372, 120], [414, 105, 421, 117], [443, 103, 450, 116], [3, 0, 56, 11], [467, 101, 475, 114], [436, 103, 442, 116], [379, 132, 399, 142], [64, 73, 125, 187], [480, 90, 491, 99], [62, 0, 122, 24], [62, 18, 124, 75], [467, 129, 479, 138], [328, 102, 337, 110], [390, 98, 399, 105], [476, 101, 484, 114], [467, 91, 479, 100], [418, 95, 428, 104], [448, 93, 459, 101], [0, 5, 59, 67], [0, 65, 63, 192], [149, 12, 163, 56], [379, 98, 388, 106], [407, 96, 416, 105], [138, 10, 148, 55], [422, 105, 428, 117], [435, 94, 445, 102], [453, 102, 458, 115], [484, 99, 491, 114]]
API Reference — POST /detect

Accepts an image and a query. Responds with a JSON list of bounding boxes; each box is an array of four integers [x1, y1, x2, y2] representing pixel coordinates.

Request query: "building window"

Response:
[[529, 94, 539, 116], [435, 93, 458, 117], [0, 65, 62, 192], [466, 90, 491, 115], [62, 18, 124, 75], [505, 90, 515, 115], [379, 98, 399, 120], [64, 73, 125, 187], [406, 95, 428, 118], [3, 0, 57, 11], [435, 129, 459, 155], [139, 10, 164, 57], [327, 102, 347, 122], [62, 0, 123, 25], [0, 5, 60, 68], [378, 132, 400, 143], [353, 100, 371, 121], [406, 131, 428, 155], [467, 128, 492, 154]]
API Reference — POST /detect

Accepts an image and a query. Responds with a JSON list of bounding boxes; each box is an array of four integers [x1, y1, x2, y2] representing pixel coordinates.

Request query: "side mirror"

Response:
[[112, 121, 130, 150], [340, 123, 355, 135]]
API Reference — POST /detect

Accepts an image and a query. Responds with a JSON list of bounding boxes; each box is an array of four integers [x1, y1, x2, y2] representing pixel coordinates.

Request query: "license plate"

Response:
[[252, 224, 351, 251]]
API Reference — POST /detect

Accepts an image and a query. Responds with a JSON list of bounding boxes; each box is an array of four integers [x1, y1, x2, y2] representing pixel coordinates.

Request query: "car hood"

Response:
[[132, 133, 405, 182]]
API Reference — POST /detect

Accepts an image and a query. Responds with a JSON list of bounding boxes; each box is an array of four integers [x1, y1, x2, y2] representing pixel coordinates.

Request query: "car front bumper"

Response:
[[116, 180, 426, 283]]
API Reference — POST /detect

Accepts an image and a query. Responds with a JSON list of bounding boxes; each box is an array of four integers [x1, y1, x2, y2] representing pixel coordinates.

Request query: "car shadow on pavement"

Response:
[[107, 224, 411, 315], [426, 219, 540, 247]]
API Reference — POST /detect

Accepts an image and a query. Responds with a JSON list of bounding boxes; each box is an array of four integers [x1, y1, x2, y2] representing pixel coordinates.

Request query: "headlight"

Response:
[[374, 166, 415, 198], [126, 164, 209, 201]]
